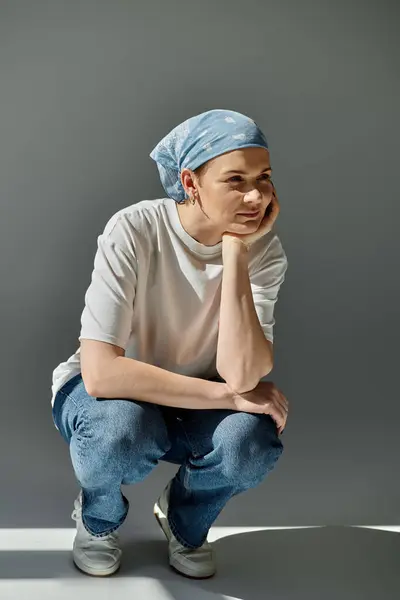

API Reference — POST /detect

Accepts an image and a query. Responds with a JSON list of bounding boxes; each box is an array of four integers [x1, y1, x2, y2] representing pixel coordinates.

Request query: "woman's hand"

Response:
[[223, 183, 280, 250], [227, 380, 288, 435]]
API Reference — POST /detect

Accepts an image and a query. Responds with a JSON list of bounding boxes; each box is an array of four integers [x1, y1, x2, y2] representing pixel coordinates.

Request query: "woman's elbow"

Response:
[[225, 363, 274, 394]]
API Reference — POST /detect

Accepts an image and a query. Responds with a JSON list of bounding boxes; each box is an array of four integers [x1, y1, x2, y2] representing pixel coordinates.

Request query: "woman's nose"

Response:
[[243, 189, 262, 204]]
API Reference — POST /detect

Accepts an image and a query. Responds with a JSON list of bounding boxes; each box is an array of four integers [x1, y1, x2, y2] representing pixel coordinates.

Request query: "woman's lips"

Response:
[[237, 210, 260, 218]]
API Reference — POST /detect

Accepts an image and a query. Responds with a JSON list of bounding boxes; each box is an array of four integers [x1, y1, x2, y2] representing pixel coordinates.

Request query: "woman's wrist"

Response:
[[222, 235, 250, 252], [211, 381, 237, 409], [222, 237, 250, 266]]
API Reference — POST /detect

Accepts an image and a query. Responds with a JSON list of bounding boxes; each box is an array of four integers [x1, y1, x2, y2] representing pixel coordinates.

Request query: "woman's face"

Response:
[[185, 147, 274, 236]]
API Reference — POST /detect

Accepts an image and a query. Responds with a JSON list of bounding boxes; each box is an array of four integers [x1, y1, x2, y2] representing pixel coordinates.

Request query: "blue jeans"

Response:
[[52, 372, 283, 549]]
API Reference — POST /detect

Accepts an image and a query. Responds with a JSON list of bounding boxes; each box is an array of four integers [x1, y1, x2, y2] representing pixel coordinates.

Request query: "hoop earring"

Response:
[[189, 193, 196, 205]]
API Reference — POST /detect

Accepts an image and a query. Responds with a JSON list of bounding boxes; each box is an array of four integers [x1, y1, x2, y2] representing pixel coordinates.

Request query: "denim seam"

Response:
[[183, 462, 191, 489], [57, 389, 93, 464], [81, 516, 121, 538], [177, 419, 202, 458], [57, 388, 80, 410], [81, 498, 129, 538]]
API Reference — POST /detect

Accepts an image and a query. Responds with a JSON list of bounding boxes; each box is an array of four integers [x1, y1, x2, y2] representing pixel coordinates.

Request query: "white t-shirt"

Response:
[[51, 198, 288, 405]]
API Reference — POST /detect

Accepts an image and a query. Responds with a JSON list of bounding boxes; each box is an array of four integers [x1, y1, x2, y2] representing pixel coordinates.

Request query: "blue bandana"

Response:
[[150, 109, 269, 202]]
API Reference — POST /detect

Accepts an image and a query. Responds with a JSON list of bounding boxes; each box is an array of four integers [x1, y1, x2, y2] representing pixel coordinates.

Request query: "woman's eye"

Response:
[[226, 174, 272, 184]]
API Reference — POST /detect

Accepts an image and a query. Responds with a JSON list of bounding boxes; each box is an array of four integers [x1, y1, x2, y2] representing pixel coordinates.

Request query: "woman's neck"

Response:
[[176, 202, 223, 247]]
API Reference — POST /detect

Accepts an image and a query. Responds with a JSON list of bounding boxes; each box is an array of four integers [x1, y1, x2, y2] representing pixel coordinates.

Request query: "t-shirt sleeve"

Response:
[[79, 223, 137, 350], [250, 233, 288, 343]]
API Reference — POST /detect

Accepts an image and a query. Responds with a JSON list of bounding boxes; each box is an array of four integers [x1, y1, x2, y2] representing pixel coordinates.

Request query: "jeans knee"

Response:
[[215, 413, 284, 488], [247, 433, 284, 486], [97, 399, 169, 451]]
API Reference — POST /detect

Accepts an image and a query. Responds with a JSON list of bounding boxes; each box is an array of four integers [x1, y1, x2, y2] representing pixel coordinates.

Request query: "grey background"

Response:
[[0, 0, 399, 531]]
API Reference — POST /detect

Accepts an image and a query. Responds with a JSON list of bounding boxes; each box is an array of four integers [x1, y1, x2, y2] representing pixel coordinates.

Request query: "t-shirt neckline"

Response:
[[165, 199, 223, 258]]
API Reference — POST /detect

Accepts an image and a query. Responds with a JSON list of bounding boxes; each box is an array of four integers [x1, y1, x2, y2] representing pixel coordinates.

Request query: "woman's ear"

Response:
[[180, 168, 197, 199]]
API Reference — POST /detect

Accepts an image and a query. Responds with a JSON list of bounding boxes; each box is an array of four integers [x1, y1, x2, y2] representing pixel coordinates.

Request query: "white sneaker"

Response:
[[154, 481, 216, 579], [71, 491, 122, 577]]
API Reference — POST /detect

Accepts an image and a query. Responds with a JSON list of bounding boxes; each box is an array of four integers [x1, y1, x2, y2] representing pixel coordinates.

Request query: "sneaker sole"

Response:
[[153, 500, 216, 580], [72, 551, 121, 577]]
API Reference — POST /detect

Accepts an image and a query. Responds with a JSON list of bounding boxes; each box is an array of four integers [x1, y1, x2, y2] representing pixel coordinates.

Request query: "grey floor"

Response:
[[1, 525, 399, 600]]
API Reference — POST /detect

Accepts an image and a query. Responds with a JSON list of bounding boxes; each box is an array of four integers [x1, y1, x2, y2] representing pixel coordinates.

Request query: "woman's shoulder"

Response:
[[100, 198, 169, 246]]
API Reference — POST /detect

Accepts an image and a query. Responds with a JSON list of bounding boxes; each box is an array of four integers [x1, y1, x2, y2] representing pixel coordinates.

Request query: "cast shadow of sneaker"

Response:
[[128, 526, 400, 600], [2, 527, 400, 600]]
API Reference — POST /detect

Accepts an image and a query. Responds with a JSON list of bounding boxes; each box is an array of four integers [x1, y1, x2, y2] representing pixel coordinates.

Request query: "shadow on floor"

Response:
[[1, 527, 400, 600]]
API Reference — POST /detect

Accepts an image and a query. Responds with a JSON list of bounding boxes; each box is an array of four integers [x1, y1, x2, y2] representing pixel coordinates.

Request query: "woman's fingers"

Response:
[[266, 400, 286, 430], [271, 389, 288, 419], [271, 392, 289, 432]]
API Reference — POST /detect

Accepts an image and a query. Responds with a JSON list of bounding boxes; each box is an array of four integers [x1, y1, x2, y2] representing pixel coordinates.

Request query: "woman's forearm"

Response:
[[216, 239, 273, 393], [90, 356, 235, 410]]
